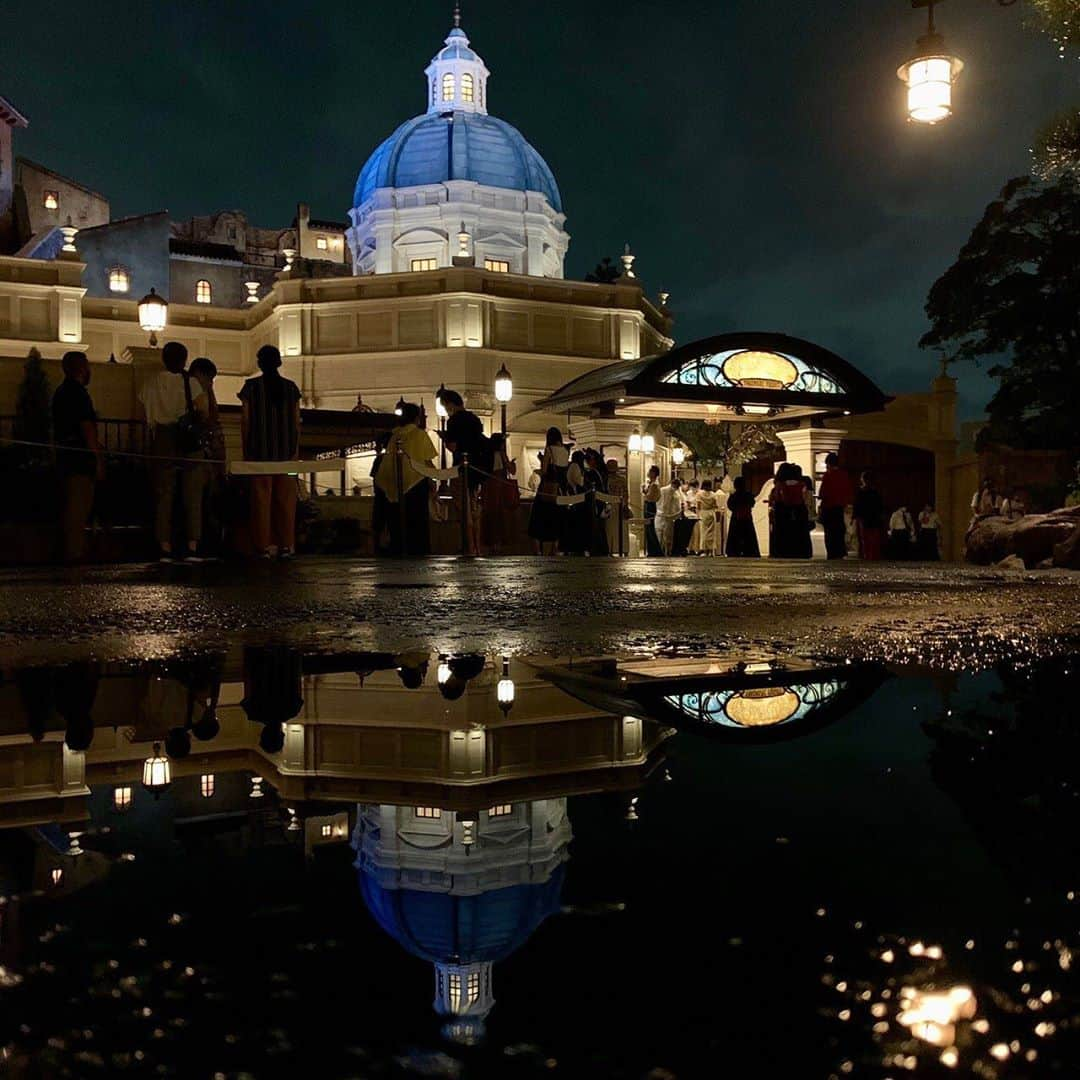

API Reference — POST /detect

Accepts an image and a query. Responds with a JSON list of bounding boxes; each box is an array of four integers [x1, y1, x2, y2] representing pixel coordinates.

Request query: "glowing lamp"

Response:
[[438, 658, 452, 686], [137, 288, 168, 347], [113, 785, 133, 812], [141, 743, 171, 797], [628, 433, 643, 452], [496, 657, 515, 716], [435, 385, 449, 420], [395, 396, 406, 417], [899, 50, 963, 124], [641, 434, 656, 454], [671, 446, 686, 466], [722, 350, 798, 389], [494, 364, 513, 404]]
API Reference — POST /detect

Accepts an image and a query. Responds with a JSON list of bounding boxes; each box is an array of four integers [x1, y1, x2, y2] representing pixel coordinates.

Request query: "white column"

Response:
[[777, 427, 846, 560]]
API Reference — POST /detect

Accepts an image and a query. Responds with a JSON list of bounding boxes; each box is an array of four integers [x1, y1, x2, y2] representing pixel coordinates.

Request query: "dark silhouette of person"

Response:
[[56, 662, 99, 752], [165, 727, 192, 760]]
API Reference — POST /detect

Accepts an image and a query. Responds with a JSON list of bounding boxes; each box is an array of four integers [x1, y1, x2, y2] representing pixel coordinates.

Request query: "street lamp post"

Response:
[[137, 288, 168, 347], [494, 364, 513, 436], [898, 0, 964, 125]]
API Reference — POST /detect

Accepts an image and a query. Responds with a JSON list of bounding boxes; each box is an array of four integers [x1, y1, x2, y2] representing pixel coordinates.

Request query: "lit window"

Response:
[[488, 804, 513, 818], [50, 867, 64, 887], [321, 823, 332, 838], [200, 774, 215, 798], [484, 259, 510, 274], [449, 972, 462, 1010], [468, 970, 480, 1001], [113, 785, 133, 811], [410, 258, 438, 272], [196, 280, 212, 304], [415, 806, 441, 819], [316, 235, 328, 251], [108, 266, 130, 293], [43, 191, 59, 210], [442, 73, 455, 102], [461, 73, 474, 103]]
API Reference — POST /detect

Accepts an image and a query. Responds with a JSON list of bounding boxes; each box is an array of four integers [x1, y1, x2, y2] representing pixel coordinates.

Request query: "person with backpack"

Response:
[[438, 388, 487, 556]]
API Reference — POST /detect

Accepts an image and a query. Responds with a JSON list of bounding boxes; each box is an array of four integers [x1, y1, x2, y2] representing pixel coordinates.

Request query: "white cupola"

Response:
[[425, 6, 490, 116]]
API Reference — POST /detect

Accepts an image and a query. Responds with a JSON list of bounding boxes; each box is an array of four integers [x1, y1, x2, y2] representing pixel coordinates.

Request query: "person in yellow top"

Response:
[[375, 402, 437, 556]]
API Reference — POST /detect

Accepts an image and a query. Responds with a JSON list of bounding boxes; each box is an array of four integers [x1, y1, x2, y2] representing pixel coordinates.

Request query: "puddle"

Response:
[[0, 645, 1078, 1075]]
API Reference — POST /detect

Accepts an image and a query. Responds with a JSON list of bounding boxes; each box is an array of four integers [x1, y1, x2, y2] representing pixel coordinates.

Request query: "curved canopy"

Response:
[[535, 332, 890, 423]]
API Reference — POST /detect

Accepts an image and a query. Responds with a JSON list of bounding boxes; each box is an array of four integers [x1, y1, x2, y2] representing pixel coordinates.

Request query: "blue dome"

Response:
[[353, 111, 563, 213], [359, 866, 565, 965]]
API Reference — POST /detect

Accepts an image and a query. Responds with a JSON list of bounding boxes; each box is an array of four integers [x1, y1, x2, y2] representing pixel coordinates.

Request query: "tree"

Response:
[[920, 174, 1080, 451], [662, 419, 781, 475], [584, 257, 621, 284], [13, 347, 51, 465], [1029, 0, 1080, 178]]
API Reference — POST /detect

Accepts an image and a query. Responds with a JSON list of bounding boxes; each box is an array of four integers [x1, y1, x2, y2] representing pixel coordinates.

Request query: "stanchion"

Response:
[[396, 447, 407, 557], [460, 452, 470, 557], [619, 498, 625, 558]]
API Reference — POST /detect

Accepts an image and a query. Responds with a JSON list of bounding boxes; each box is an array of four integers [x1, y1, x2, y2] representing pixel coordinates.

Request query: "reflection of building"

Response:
[[355, 799, 570, 1042]]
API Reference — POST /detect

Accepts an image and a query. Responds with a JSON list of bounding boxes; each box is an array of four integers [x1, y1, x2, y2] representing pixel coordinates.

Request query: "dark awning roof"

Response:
[[535, 332, 891, 423]]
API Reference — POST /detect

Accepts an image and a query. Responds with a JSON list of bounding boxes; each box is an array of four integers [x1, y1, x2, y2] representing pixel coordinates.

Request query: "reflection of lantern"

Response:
[[898, 2, 963, 126], [137, 288, 168, 347], [722, 350, 798, 390], [496, 657, 515, 716], [437, 658, 452, 686], [141, 743, 171, 796], [725, 687, 800, 727]]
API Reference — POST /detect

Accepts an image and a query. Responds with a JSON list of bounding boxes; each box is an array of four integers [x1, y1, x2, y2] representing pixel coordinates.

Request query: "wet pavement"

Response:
[[0, 556, 1077, 669]]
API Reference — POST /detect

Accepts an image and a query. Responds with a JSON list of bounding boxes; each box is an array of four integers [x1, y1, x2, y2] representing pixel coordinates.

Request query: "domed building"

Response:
[[347, 13, 569, 278], [354, 799, 570, 1042]]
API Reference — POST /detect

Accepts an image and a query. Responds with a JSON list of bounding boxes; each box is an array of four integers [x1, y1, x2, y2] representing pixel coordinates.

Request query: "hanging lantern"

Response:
[[898, 1, 963, 125], [141, 742, 171, 797], [137, 288, 168, 347], [628, 433, 643, 452], [641, 434, 656, 454], [671, 446, 686, 466]]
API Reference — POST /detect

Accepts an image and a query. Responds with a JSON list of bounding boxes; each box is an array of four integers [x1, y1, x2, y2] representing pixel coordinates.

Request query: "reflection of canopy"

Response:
[[534, 332, 891, 423], [542, 656, 887, 743]]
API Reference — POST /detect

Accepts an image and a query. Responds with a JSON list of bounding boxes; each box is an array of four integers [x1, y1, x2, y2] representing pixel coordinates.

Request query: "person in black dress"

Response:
[[527, 427, 570, 555], [726, 476, 760, 557]]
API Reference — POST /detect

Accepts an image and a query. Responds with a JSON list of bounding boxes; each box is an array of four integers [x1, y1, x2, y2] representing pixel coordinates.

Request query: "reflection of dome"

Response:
[[725, 687, 800, 727], [359, 866, 565, 966], [354, 113, 563, 213]]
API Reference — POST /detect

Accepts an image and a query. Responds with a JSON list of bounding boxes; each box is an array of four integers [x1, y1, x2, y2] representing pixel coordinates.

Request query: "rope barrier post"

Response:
[[459, 452, 470, 557], [339, 451, 347, 497], [619, 495, 625, 558], [396, 446, 407, 557]]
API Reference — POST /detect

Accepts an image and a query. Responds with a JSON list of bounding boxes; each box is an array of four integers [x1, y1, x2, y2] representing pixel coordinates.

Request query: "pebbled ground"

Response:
[[0, 556, 1077, 670]]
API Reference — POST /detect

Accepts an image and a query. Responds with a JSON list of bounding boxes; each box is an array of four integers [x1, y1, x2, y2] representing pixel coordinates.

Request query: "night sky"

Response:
[[3, 1, 1074, 416]]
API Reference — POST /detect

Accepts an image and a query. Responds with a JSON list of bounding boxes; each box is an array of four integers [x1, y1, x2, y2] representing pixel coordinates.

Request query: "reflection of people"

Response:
[[241, 646, 304, 734], [239, 345, 302, 559], [51, 351, 104, 564], [56, 662, 100, 752]]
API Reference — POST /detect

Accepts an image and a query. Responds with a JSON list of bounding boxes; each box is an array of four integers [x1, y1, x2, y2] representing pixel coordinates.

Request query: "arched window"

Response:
[[108, 266, 130, 293], [461, 73, 474, 103], [442, 73, 455, 102], [196, 279, 212, 304]]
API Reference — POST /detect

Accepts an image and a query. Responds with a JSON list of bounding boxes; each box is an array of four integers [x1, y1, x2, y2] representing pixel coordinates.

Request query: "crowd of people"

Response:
[[52, 342, 301, 563]]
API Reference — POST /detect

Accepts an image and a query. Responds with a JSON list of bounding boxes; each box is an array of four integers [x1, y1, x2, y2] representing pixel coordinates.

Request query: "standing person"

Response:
[[528, 427, 569, 555], [563, 450, 588, 555], [138, 341, 189, 562], [683, 480, 701, 554], [643, 465, 662, 557], [239, 345, 302, 559], [605, 458, 628, 556], [917, 503, 942, 560], [439, 389, 486, 556], [817, 452, 854, 560], [183, 357, 223, 560], [726, 476, 760, 557], [51, 351, 104, 564], [481, 432, 519, 554], [582, 449, 610, 557], [375, 402, 437, 556], [887, 505, 916, 559], [971, 479, 1000, 519], [853, 470, 885, 561], [654, 476, 685, 556], [696, 480, 719, 555], [771, 463, 811, 559]]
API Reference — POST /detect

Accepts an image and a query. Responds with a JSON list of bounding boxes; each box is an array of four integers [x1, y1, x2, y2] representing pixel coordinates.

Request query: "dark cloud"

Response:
[[2, 0, 1071, 416]]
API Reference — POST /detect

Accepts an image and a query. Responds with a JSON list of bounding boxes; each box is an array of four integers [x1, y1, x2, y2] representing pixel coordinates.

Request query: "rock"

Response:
[[1037, 557, 1055, 570], [967, 506, 1080, 568], [1053, 522, 1080, 569], [994, 554, 1027, 571]]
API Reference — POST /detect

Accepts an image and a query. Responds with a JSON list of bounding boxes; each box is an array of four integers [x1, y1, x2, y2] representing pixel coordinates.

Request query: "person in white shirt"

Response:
[[137, 341, 191, 561], [887, 505, 915, 560], [654, 477, 685, 556]]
